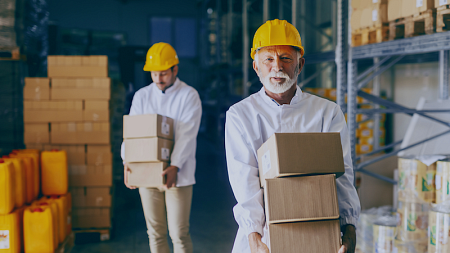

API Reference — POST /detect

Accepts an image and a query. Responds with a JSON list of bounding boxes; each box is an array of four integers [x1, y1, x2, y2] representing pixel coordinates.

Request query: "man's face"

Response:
[[151, 66, 178, 91], [253, 45, 304, 94]]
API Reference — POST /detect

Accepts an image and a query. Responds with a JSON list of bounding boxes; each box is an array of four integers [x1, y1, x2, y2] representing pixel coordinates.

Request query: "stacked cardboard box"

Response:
[[24, 55, 113, 230], [351, 0, 388, 45], [257, 133, 346, 252], [123, 114, 174, 187]]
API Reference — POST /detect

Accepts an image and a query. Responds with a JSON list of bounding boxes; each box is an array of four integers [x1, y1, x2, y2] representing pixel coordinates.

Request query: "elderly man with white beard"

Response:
[[225, 19, 360, 253]]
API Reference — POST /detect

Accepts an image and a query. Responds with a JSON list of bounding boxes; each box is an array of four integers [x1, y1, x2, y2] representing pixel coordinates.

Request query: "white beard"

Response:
[[259, 69, 297, 94]]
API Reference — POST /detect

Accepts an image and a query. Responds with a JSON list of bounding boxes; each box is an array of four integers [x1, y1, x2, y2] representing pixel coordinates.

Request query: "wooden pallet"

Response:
[[437, 5, 450, 32], [389, 9, 435, 40], [352, 24, 389, 47], [73, 228, 111, 243], [55, 232, 75, 253]]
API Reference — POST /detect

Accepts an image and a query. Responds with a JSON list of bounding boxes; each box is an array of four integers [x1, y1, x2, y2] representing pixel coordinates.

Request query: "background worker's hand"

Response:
[[162, 165, 178, 189], [248, 232, 269, 253], [123, 164, 136, 190], [339, 225, 356, 253]]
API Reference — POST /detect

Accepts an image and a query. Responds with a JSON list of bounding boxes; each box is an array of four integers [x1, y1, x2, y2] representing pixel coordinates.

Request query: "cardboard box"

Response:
[[388, 0, 404, 21], [43, 144, 86, 165], [124, 137, 174, 163], [24, 78, 50, 100], [436, 161, 450, 204], [264, 175, 339, 224], [72, 207, 111, 228], [257, 133, 345, 187], [48, 56, 108, 78], [402, 0, 434, 17], [268, 219, 341, 253], [24, 110, 83, 123], [48, 56, 108, 67], [436, 0, 449, 7], [24, 100, 83, 110], [86, 145, 112, 166], [51, 88, 110, 100], [123, 114, 174, 140], [70, 187, 112, 207], [360, 4, 388, 28], [24, 123, 50, 144], [127, 162, 168, 187], [69, 164, 112, 186], [51, 78, 110, 88], [51, 122, 110, 144], [83, 100, 110, 121]]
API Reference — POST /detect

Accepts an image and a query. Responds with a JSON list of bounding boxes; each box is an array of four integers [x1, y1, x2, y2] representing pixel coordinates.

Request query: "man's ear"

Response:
[[172, 65, 179, 77], [298, 57, 305, 74], [253, 61, 259, 75]]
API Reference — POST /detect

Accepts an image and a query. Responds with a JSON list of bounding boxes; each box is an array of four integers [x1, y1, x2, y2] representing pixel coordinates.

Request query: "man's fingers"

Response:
[[338, 245, 346, 253]]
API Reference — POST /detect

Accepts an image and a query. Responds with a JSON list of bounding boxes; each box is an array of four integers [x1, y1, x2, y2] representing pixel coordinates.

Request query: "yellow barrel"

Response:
[[0, 207, 23, 253], [32, 201, 59, 249], [41, 196, 67, 243], [0, 160, 15, 215], [9, 153, 39, 201], [64, 193, 72, 235], [23, 206, 54, 253], [41, 150, 68, 196], [11, 151, 40, 199], [2, 158, 26, 208]]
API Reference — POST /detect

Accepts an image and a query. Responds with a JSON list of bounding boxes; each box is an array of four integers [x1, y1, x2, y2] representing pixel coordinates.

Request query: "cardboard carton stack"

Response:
[[257, 133, 346, 252], [24, 55, 114, 231], [351, 0, 389, 46], [123, 114, 174, 187]]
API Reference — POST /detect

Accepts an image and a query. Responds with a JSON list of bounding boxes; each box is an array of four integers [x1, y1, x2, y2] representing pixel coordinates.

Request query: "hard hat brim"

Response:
[[143, 62, 178, 72], [251, 45, 305, 60]]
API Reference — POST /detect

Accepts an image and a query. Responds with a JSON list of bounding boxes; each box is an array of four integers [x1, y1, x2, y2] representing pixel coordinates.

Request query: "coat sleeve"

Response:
[[225, 107, 265, 239], [169, 90, 202, 169], [121, 91, 143, 163], [329, 105, 361, 228]]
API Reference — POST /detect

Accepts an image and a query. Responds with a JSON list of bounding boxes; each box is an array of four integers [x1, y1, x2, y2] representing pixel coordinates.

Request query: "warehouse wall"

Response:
[[393, 62, 440, 144], [47, 0, 199, 46]]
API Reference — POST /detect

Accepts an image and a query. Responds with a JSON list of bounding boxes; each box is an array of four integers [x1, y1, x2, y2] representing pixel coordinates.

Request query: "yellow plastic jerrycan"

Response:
[[0, 160, 15, 215], [41, 196, 66, 243], [0, 207, 23, 253], [23, 206, 54, 253], [10, 151, 40, 199], [41, 150, 68, 196], [7, 156, 34, 204], [32, 201, 59, 249], [63, 193, 72, 235], [2, 157, 26, 208]]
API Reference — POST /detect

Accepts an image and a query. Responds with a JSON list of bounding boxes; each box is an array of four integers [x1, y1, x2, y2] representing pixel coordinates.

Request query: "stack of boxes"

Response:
[[123, 114, 174, 188], [24, 55, 113, 231], [303, 87, 386, 155], [388, 0, 435, 39], [351, 0, 388, 46], [256, 133, 346, 252]]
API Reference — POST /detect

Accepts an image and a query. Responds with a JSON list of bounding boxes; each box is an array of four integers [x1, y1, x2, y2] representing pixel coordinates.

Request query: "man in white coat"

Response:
[[121, 42, 202, 253], [225, 19, 360, 253]]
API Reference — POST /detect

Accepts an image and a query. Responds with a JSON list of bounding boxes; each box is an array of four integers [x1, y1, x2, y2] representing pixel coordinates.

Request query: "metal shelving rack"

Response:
[[339, 0, 450, 184]]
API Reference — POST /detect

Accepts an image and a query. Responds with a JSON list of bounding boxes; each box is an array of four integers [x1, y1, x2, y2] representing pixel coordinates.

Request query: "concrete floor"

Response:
[[71, 134, 238, 253]]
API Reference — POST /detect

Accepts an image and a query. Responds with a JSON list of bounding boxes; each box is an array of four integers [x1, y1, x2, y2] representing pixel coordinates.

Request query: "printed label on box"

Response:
[[0, 230, 10, 249], [161, 148, 170, 160], [436, 175, 442, 190], [416, 0, 423, 7], [373, 0, 378, 3], [262, 150, 271, 175], [440, 0, 448, 6], [162, 122, 170, 136], [68, 123, 76, 132], [372, 10, 378, 22]]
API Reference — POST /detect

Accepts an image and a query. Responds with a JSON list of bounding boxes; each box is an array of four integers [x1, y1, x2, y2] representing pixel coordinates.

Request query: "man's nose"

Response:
[[272, 58, 283, 72]]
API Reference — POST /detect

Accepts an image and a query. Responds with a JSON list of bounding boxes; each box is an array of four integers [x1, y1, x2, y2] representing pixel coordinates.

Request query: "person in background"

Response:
[[121, 42, 202, 253]]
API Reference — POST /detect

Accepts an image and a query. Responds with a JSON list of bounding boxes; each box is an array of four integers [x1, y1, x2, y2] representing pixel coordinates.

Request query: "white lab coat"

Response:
[[121, 78, 202, 187], [225, 86, 360, 252]]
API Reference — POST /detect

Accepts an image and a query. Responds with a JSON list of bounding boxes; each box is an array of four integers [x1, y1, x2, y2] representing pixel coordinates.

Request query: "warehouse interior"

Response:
[[1, 0, 450, 252]]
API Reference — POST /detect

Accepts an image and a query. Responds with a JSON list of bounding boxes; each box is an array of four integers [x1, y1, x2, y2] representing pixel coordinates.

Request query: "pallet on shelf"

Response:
[[437, 4, 450, 32], [352, 24, 389, 47], [0, 47, 25, 61], [55, 232, 75, 253], [73, 228, 111, 243], [389, 9, 435, 40]]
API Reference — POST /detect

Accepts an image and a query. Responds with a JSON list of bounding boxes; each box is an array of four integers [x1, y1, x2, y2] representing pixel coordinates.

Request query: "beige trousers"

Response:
[[139, 185, 193, 253]]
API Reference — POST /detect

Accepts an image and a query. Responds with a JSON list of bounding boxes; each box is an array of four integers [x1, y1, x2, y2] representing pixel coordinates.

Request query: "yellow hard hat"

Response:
[[143, 42, 179, 72], [251, 19, 304, 60]]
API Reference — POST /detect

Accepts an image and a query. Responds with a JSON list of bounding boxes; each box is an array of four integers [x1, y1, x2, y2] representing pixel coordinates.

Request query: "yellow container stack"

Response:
[[0, 208, 23, 253], [41, 150, 68, 196], [23, 206, 55, 253], [40, 196, 68, 244], [0, 160, 15, 216], [1, 158, 26, 209]]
